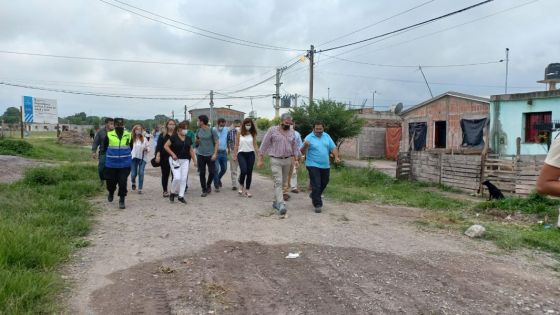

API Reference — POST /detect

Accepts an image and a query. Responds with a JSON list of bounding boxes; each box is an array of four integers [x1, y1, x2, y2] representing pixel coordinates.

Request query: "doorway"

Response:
[[434, 121, 447, 148]]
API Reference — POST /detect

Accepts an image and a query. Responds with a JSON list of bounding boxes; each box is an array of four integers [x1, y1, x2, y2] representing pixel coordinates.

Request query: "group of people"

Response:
[[91, 112, 340, 217]]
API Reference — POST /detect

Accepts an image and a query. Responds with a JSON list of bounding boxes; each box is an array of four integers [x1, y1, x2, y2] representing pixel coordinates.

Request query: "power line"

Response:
[[0, 81, 273, 100], [317, 0, 494, 53], [318, 0, 436, 46], [318, 54, 504, 68], [316, 0, 538, 68], [110, 0, 303, 52], [0, 50, 277, 69], [98, 0, 304, 52]]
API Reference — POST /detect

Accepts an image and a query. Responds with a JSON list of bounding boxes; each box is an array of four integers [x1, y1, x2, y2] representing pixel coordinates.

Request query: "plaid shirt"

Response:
[[227, 127, 238, 151]]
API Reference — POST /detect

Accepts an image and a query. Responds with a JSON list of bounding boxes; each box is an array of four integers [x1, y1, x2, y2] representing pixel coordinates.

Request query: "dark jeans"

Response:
[[213, 150, 228, 187], [97, 153, 106, 181], [237, 151, 255, 189], [197, 154, 215, 192], [307, 166, 330, 208], [104, 167, 131, 197], [160, 157, 171, 192]]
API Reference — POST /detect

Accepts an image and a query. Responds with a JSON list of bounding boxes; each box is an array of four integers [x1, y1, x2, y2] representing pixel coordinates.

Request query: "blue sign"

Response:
[[23, 96, 33, 123]]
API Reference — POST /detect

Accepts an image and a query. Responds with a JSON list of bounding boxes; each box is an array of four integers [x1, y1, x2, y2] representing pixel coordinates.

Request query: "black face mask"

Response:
[[282, 124, 290, 130], [115, 126, 124, 135]]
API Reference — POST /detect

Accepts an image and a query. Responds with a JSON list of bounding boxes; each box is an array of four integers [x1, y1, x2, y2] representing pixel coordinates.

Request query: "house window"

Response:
[[525, 112, 551, 143], [434, 121, 447, 148]]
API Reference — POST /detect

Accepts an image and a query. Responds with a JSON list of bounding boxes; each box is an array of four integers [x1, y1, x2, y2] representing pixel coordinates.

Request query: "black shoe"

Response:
[[178, 197, 187, 204], [314, 207, 322, 213], [108, 194, 114, 202], [206, 189, 212, 194], [201, 192, 208, 197], [118, 197, 125, 209], [232, 186, 237, 191], [214, 187, 220, 192], [170, 193, 175, 203], [132, 184, 136, 191]]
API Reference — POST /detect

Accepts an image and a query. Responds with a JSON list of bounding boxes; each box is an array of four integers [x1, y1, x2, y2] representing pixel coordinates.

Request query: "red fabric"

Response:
[[385, 127, 402, 160], [525, 112, 551, 143]]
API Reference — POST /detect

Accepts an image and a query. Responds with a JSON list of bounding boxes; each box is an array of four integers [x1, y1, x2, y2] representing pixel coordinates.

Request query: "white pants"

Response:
[[230, 158, 239, 187], [169, 157, 190, 198]]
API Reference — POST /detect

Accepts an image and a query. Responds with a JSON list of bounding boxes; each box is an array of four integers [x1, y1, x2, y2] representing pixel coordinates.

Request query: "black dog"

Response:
[[482, 180, 505, 200]]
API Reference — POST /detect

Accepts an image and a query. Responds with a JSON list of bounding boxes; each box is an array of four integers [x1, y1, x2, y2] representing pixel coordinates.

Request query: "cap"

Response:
[[114, 117, 124, 124]]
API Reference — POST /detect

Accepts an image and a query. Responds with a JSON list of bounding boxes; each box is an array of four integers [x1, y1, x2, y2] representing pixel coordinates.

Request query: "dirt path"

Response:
[[65, 165, 560, 314]]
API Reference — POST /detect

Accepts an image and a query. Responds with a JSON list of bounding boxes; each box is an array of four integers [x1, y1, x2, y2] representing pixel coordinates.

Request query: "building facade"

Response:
[[188, 107, 245, 126], [400, 91, 489, 152], [490, 89, 560, 156]]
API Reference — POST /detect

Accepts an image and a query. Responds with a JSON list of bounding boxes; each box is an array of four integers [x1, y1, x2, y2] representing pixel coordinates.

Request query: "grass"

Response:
[[258, 158, 560, 256], [0, 135, 100, 313], [1, 132, 91, 162]]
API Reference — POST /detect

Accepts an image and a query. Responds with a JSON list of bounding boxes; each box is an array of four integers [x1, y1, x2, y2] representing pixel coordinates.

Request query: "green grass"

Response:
[[0, 162, 100, 313], [475, 193, 560, 217], [1, 133, 91, 162]]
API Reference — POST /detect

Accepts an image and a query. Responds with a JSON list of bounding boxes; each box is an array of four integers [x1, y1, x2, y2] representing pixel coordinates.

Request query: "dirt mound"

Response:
[[91, 241, 559, 314], [58, 130, 91, 146]]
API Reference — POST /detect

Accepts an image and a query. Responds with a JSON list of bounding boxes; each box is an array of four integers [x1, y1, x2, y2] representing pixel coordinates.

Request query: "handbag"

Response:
[[150, 156, 161, 168]]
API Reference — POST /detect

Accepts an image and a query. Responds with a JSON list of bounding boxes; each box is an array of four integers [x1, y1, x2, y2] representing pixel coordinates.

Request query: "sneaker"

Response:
[[108, 193, 114, 202], [177, 197, 187, 204], [163, 191, 169, 198], [118, 198, 125, 209], [170, 193, 175, 203], [291, 188, 300, 193], [232, 186, 237, 191], [201, 192, 208, 197], [132, 184, 136, 191], [283, 193, 290, 201], [272, 201, 279, 210], [214, 187, 220, 192], [314, 207, 322, 213], [138, 190, 142, 195], [278, 205, 287, 216], [206, 188, 212, 194]]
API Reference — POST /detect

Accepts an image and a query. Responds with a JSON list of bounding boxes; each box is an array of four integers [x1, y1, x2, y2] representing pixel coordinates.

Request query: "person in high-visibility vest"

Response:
[[102, 117, 132, 209]]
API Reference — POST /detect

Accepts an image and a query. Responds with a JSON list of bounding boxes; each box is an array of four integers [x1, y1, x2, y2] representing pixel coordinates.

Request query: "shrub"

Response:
[[0, 139, 33, 156]]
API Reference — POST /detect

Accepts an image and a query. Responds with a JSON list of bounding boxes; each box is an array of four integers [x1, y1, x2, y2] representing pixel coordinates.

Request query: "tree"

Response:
[[291, 99, 365, 148], [256, 117, 271, 131], [1, 107, 21, 124]]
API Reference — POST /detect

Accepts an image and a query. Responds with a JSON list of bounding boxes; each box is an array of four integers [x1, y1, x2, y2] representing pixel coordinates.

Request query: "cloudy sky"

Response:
[[0, 0, 558, 120]]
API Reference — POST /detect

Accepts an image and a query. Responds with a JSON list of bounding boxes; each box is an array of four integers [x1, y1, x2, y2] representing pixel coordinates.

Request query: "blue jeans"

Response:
[[130, 158, 146, 190], [213, 150, 228, 188]]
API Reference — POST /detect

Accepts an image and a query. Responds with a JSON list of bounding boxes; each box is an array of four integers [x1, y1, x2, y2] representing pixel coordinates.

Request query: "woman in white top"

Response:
[[130, 124, 150, 194], [233, 118, 259, 197]]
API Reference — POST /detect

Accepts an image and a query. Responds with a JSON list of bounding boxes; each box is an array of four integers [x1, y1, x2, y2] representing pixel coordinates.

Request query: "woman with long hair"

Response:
[[164, 121, 196, 204], [155, 119, 176, 197], [233, 118, 259, 197], [130, 124, 150, 194]]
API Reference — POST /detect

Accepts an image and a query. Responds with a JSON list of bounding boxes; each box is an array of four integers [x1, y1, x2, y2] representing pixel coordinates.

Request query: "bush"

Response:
[[0, 139, 33, 156], [24, 167, 63, 186]]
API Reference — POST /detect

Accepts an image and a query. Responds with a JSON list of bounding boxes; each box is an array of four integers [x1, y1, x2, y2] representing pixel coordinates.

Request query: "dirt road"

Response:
[[65, 165, 560, 314]]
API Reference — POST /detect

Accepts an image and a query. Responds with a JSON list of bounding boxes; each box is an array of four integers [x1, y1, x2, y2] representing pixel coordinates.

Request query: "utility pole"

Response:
[[274, 68, 282, 119], [20, 105, 24, 139], [505, 48, 510, 94], [327, 87, 330, 100], [209, 90, 214, 126], [184, 105, 187, 121], [294, 93, 298, 108], [171, 110, 174, 120], [372, 90, 376, 110], [419, 66, 433, 98], [308, 45, 315, 105]]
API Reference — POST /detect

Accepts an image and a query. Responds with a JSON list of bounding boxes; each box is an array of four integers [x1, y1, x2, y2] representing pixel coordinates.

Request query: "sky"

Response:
[[0, 0, 558, 120]]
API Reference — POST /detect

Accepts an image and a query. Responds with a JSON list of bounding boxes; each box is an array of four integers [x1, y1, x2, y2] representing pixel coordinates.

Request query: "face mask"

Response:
[[245, 125, 252, 131], [182, 130, 188, 136], [135, 130, 142, 135], [235, 127, 241, 132], [282, 124, 290, 130], [115, 126, 124, 133]]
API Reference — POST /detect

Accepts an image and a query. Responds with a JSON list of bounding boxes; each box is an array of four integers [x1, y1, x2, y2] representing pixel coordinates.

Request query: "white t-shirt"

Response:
[[238, 134, 255, 153], [545, 138, 560, 168], [131, 138, 150, 161]]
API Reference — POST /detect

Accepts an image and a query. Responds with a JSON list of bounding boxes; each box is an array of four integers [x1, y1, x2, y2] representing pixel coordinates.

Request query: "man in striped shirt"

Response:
[[257, 113, 301, 217]]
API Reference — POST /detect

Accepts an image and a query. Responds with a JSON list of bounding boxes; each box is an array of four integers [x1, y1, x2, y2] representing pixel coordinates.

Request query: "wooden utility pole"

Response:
[[294, 93, 298, 108], [308, 45, 315, 105], [184, 105, 187, 121], [20, 106, 24, 139], [209, 90, 214, 126]]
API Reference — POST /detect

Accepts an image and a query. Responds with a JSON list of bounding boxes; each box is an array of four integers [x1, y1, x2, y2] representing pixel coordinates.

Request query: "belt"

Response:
[[271, 156, 291, 159]]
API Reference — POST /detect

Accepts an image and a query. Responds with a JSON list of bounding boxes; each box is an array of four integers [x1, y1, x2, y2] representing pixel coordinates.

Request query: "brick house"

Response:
[[189, 107, 245, 126], [400, 91, 489, 152]]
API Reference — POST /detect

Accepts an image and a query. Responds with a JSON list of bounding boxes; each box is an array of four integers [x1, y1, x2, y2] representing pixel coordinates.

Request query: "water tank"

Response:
[[389, 102, 403, 114], [545, 63, 560, 80]]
